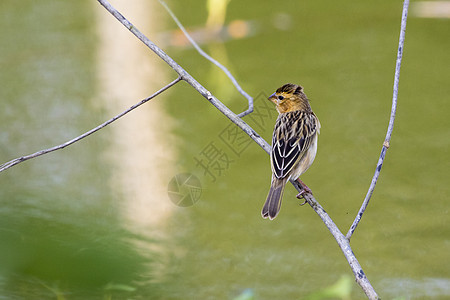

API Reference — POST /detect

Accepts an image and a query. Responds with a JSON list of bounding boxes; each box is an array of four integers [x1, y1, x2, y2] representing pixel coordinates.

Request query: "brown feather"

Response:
[[262, 177, 288, 220], [263, 83, 320, 220]]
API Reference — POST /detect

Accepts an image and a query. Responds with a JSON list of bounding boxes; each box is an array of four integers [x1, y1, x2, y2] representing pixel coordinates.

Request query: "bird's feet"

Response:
[[296, 178, 312, 205]]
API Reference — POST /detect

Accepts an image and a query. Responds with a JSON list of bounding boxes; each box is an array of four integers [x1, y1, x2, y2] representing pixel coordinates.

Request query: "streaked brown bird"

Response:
[[262, 83, 320, 220]]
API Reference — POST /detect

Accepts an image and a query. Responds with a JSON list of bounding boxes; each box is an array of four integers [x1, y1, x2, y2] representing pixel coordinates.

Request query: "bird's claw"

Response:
[[296, 190, 306, 199], [296, 186, 311, 206]]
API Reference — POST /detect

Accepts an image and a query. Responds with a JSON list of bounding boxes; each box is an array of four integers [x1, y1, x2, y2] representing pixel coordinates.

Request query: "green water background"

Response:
[[0, 0, 448, 299]]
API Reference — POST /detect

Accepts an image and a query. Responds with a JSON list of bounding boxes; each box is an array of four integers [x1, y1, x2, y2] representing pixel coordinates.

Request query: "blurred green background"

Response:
[[0, 0, 449, 299]]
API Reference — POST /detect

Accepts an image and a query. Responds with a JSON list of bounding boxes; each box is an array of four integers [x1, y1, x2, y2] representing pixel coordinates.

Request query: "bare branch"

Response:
[[0, 0, 408, 298], [158, 0, 254, 118], [96, 0, 268, 152], [96, 0, 380, 297], [346, 0, 409, 241], [0, 77, 181, 173], [291, 181, 379, 299]]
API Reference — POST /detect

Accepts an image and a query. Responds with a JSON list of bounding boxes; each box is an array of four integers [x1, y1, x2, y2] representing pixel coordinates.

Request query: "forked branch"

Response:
[[0, 1, 410, 299], [157, 0, 253, 118], [96, 0, 386, 298]]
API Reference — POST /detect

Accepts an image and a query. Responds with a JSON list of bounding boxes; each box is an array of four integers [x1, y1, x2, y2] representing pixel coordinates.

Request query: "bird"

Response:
[[262, 83, 320, 220]]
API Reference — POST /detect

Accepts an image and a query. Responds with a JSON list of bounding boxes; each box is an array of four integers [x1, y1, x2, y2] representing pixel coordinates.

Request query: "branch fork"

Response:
[[0, 1, 411, 298]]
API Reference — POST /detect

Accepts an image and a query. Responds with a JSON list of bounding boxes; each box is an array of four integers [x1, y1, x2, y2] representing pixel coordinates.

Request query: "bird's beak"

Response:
[[268, 92, 277, 105]]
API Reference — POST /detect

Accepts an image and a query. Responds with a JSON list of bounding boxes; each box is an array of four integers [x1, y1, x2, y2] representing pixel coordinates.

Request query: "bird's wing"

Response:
[[271, 111, 319, 179]]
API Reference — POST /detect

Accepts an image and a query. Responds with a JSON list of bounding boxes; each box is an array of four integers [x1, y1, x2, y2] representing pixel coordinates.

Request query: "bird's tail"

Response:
[[262, 178, 287, 220]]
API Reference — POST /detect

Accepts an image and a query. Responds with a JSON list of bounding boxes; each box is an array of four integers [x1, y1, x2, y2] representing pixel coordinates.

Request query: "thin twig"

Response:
[[0, 77, 181, 173], [291, 181, 379, 299], [157, 0, 253, 118], [96, 0, 379, 298], [0, 0, 406, 298], [346, 0, 409, 241], [96, 0, 268, 152]]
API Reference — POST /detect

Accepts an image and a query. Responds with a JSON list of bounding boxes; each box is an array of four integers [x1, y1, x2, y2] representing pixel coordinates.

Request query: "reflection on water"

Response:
[[0, 0, 449, 299], [94, 0, 178, 286], [0, 0, 172, 298], [380, 277, 450, 299], [94, 0, 175, 234]]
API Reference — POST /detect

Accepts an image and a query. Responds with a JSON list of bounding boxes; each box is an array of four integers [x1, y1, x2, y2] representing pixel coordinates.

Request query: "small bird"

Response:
[[262, 83, 320, 220]]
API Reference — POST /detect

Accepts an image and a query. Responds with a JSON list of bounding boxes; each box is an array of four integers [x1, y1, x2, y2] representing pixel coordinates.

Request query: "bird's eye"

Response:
[[278, 95, 284, 100]]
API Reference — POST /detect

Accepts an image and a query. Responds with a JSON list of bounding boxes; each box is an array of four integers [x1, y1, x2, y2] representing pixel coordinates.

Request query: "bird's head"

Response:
[[268, 83, 311, 114]]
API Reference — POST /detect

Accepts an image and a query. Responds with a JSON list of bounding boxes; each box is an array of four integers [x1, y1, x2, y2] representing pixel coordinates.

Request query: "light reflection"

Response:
[[94, 0, 176, 237]]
